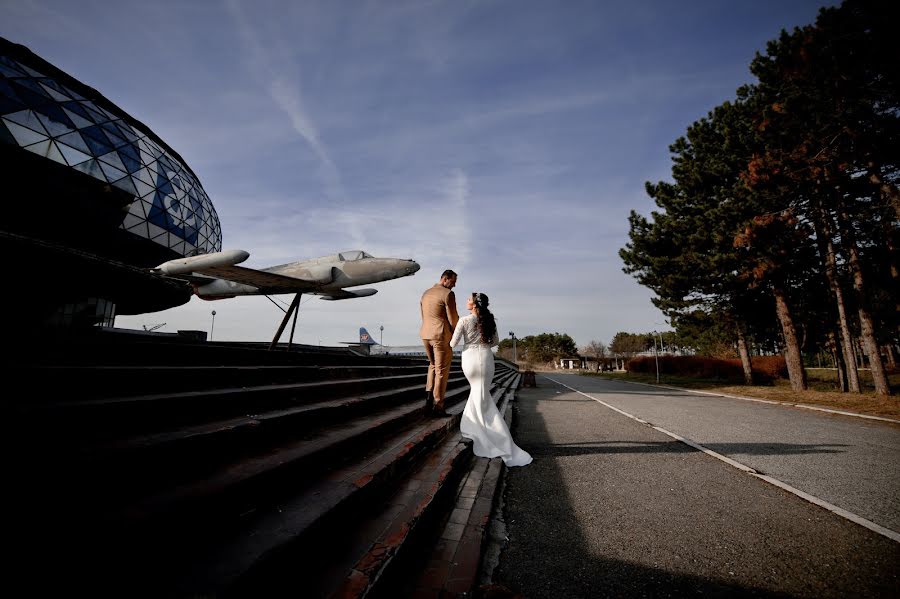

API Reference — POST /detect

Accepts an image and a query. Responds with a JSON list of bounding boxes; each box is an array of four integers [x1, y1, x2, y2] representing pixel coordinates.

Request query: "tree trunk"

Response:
[[826, 330, 848, 392], [736, 325, 754, 385], [772, 285, 807, 391], [884, 345, 896, 370], [812, 199, 861, 392], [837, 204, 892, 396], [868, 166, 900, 222]]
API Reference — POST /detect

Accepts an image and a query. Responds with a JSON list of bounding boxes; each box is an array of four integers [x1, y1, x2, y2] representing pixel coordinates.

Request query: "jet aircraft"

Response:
[[154, 249, 420, 300], [153, 250, 420, 349]]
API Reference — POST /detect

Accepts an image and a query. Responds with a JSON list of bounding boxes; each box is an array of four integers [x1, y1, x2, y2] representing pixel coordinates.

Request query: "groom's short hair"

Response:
[[441, 269, 457, 280]]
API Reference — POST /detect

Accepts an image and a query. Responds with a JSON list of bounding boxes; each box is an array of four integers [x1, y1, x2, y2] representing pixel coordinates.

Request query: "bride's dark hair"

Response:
[[472, 292, 497, 343]]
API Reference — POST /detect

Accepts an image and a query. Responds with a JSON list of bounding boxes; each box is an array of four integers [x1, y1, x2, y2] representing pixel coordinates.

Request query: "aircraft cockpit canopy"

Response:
[[338, 251, 373, 261]]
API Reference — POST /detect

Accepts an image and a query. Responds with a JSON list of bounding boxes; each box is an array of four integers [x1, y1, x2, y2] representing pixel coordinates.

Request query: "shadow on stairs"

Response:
[[6, 335, 521, 598]]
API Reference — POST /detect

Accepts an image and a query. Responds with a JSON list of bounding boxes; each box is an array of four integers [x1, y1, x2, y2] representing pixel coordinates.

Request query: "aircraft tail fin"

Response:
[[359, 327, 378, 345]]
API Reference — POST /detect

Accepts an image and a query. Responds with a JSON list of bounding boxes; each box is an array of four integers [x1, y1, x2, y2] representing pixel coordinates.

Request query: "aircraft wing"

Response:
[[318, 288, 378, 301], [195, 264, 318, 294]]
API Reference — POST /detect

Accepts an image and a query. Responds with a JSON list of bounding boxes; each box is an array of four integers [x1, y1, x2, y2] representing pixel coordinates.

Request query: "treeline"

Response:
[[497, 332, 577, 364], [620, 0, 898, 395]]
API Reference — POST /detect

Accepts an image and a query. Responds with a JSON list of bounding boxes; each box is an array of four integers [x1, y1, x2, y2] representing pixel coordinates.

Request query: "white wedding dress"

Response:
[[450, 314, 532, 467]]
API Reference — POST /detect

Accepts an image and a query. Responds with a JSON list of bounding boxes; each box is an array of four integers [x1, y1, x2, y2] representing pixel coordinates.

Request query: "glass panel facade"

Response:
[[0, 42, 222, 257]]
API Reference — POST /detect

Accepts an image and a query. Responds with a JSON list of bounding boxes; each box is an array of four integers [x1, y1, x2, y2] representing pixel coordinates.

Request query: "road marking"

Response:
[[544, 376, 900, 544], [582, 376, 900, 424]]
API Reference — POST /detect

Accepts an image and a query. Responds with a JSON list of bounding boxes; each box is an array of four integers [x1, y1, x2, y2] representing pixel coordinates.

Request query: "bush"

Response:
[[625, 355, 787, 384]]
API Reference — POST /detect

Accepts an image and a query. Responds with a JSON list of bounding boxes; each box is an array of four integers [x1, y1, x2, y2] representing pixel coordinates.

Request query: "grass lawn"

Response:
[[579, 369, 900, 421]]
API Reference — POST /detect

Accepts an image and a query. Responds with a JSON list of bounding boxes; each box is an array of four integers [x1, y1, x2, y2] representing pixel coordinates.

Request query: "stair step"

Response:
[[14, 364, 429, 400]]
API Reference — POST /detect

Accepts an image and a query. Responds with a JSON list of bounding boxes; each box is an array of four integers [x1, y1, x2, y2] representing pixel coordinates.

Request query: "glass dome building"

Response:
[[0, 37, 222, 327]]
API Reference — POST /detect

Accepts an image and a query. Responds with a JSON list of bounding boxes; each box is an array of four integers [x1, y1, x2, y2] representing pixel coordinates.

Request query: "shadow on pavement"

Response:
[[529, 441, 847, 458], [493, 378, 899, 599]]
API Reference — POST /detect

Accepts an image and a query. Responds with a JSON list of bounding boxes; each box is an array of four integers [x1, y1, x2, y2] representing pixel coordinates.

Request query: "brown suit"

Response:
[[420, 284, 459, 405]]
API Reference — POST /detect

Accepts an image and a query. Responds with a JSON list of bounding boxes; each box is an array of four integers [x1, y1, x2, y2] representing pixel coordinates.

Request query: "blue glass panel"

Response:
[[148, 189, 200, 245], [147, 190, 168, 221], [73, 158, 104, 180], [79, 101, 108, 124], [18, 64, 45, 78], [111, 175, 137, 196], [0, 56, 27, 74], [115, 121, 138, 142], [4, 109, 47, 134], [39, 81, 72, 103], [56, 131, 92, 154], [10, 81, 51, 108], [0, 78, 21, 102], [100, 119, 121, 137], [130, 174, 154, 198], [36, 112, 74, 137], [80, 129, 113, 156], [156, 154, 176, 174], [41, 78, 74, 99], [100, 122, 126, 148], [45, 141, 68, 165], [61, 107, 93, 130], [80, 123, 114, 145], [0, 63, 25, 78], [61, 101, 91, 120], [3, 119, 46, 146], [156, 177, 174, 196], [132, 166, 155, 187], [13, 77, 50, 98], [56, 141, 92, 166], [0, 120, 16, 146], [98, 149, 127, 172], [99, 159, 126, 182], [36, 101, 73, 125], [125, 221, 149, 239], [117, 144, 141, 173]]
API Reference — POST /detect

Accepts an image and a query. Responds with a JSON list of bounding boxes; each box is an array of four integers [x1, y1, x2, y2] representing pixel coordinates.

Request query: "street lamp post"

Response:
[[653, 330, 660, 383], [509, 331, 517, 364], [380, 325, 384, 346], [210, 310, 216, 342], [653, 329, 664, 384]]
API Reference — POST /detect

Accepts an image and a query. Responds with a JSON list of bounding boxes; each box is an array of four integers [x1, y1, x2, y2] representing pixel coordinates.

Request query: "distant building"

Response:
[[1, 37, 222, 330]]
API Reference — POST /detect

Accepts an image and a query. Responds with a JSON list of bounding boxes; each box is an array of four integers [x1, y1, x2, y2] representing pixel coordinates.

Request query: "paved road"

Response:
[[547, 372, 900, 534], [494, 375, 899, 598]]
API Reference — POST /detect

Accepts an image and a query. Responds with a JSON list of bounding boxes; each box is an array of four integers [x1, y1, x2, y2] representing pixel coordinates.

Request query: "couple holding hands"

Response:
[[420, 270, 531, 468]]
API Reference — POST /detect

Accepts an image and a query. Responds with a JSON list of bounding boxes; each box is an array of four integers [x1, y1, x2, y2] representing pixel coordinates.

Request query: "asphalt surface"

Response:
[[494, 374, 899, 598], [547, 373, 900, 534]]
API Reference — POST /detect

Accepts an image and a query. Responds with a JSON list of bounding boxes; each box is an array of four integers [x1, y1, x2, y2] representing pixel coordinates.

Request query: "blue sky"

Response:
[[2, 0, 833, 348]]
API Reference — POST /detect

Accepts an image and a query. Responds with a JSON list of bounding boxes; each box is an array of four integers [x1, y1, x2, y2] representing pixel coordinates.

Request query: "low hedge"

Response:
[[625, 355, 787, 383]]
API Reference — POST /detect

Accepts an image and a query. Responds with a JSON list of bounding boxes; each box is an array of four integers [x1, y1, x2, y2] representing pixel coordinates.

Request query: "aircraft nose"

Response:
[[407, 260, 421, 274]]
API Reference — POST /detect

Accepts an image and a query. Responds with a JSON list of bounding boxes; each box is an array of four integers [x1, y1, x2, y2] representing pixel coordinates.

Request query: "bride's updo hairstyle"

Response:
[[472, 292, 497, 343]]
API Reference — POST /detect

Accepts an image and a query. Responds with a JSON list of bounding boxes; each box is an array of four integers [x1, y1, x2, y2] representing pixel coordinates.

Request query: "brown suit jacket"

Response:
[[420, 284, 459, 342]]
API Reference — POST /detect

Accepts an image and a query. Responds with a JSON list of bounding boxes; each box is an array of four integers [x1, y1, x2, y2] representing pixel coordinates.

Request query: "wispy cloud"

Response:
[[223, 0, 344, 200]]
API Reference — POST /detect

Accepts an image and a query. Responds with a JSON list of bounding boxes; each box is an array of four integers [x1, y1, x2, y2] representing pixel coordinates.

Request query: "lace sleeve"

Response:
[[490, 328, 500, 347], [450, 317, 465, 348]]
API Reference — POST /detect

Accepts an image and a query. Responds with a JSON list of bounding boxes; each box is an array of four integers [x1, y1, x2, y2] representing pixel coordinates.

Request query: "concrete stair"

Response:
[[5, 333, 519, 598]]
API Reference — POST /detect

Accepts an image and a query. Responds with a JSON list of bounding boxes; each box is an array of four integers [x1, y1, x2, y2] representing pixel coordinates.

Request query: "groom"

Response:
[[420, 269, 459, 417]]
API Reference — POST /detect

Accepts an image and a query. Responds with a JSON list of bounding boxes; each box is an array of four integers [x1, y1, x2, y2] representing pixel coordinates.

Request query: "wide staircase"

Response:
[[6, 330, 520, 597]]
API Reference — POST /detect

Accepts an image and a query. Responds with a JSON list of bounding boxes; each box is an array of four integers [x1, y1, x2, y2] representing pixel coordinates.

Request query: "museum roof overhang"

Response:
[[0, 36, 225, 316], [0, 36, 223, 264]]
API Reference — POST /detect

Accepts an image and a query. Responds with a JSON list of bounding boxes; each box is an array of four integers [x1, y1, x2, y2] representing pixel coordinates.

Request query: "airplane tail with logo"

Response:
[[359, 327, 378, 345]]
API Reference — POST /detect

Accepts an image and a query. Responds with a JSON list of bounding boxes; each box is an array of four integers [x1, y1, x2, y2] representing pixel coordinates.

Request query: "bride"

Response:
[[450, 292, 532, 467]]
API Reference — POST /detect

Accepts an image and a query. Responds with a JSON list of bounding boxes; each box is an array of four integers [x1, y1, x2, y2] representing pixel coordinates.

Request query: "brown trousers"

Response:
[[423, 338, 452, 405]]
